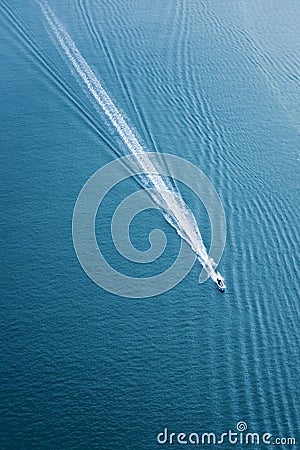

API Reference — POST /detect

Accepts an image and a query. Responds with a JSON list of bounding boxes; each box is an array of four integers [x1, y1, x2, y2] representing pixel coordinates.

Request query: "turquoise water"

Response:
[[1, 1, 299, 449]]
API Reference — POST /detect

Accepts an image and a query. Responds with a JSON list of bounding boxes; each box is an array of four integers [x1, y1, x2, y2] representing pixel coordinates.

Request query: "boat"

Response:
[[215, 272, 226, 292]]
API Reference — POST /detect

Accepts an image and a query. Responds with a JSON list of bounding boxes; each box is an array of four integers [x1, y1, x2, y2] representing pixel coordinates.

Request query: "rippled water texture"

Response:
[[1, 1, 299, 449]]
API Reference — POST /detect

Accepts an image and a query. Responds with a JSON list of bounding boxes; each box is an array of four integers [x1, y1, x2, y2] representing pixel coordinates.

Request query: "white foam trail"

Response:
[[39, 1, 220, 281]]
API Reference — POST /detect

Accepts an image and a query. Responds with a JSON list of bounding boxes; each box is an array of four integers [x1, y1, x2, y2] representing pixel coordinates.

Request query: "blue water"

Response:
[[1, 1, 299, 449]]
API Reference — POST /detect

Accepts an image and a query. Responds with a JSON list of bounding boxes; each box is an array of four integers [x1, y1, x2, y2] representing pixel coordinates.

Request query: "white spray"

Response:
[[38, 1, 223, 286]]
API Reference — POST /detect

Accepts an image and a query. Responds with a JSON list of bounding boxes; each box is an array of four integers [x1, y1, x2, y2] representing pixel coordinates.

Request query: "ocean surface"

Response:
[[0, 1, 299, 449]]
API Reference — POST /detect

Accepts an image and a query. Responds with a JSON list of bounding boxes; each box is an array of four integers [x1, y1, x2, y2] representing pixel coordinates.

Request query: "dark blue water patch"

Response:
[[95, 178, 183, 278]]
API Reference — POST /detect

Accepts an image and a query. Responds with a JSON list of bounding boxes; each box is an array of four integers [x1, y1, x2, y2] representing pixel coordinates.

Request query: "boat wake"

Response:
[[38, 1, 224, 290]]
